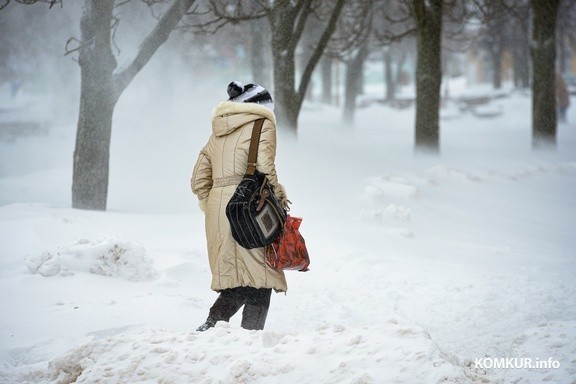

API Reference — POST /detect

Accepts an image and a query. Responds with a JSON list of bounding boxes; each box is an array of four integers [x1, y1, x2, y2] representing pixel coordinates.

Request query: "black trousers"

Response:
[[207, 286, 272, 330]]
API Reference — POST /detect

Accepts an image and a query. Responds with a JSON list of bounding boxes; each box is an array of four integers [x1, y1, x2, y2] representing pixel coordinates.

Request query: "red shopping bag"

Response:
[[266, 215, 310, 271]]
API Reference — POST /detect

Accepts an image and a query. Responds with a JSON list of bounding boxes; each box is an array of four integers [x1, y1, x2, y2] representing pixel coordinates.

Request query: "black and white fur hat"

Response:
[[227, 81, 274, 110]]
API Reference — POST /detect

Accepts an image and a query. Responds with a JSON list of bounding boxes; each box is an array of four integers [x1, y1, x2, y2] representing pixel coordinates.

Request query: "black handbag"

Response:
[[226, 119, 287, 249]]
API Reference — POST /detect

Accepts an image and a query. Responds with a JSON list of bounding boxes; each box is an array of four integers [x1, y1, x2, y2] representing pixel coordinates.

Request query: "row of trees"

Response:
[[313, 0, 573, 151], [2, 0, 574, 210]]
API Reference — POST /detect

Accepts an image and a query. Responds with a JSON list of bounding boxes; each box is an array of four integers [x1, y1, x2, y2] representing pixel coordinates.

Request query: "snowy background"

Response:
[[1, 6, 576, 382]]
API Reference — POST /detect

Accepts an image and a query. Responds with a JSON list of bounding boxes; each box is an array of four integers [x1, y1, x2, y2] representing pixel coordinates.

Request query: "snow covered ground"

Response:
[[1, 78, 575, 384]]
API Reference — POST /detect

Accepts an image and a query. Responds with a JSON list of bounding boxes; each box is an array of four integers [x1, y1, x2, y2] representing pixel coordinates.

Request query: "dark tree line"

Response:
[[368, 0, 572, 151]]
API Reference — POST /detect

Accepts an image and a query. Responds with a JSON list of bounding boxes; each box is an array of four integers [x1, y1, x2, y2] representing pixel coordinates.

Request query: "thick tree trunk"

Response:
[[531, 0, 560, 148], [72, 0, 196, 210], [413, 0, 442, 153], [272, 49, 300, 132], [72, 0, 117, 210], [269, 3, 301, 133]]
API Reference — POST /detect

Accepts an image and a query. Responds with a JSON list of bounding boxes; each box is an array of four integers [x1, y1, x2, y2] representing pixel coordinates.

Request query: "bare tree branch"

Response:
[[64, 36, 83, 56], [112, 0, 197, 100], [0, 0, 61, 9], [289, 0, 314, 53], [297, 0, 346, 102], [182, 0, 266, 34]]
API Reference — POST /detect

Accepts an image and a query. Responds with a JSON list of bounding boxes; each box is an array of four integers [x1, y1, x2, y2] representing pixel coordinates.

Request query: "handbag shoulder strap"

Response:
[[246, 118, 265, 175]]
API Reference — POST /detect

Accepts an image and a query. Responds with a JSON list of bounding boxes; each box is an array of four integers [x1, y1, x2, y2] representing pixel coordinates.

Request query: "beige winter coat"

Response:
[[191, 101, 287, 293]]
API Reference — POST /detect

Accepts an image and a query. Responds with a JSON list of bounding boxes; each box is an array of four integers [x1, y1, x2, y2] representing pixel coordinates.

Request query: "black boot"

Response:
[[197, 288, 246, 332], [240, 288, 272, 330], [196, 319, 216, 332], [241, 303, 269, 330]]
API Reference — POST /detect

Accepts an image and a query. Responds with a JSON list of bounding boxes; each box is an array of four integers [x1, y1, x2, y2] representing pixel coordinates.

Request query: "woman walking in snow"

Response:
[[191, 81, 289, 331]]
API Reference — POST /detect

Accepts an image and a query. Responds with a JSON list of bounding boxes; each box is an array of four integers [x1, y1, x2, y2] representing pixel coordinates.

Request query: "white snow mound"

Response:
[[25, 236, 157, 281], [19, 321, 472, 384]]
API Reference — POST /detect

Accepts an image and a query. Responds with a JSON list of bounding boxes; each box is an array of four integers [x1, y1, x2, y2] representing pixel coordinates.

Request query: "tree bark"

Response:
[[269, 0, 345, 132], [269, 1, 304, 132], [72, 0, 116, 210], [343, 44, 369, 125], [72, 0, 196, 210], [531, 0, 560, 148], [413, 0, 442, 153], [384, 49, 395, 102]]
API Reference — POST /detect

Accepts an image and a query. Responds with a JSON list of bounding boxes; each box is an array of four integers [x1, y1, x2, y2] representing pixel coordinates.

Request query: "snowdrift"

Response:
[[25, 236, 156, 281], [14, 322, 472, 384]]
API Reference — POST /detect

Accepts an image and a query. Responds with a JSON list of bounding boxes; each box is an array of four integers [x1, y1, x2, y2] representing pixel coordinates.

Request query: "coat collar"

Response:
[[211, 101, 277, 137]]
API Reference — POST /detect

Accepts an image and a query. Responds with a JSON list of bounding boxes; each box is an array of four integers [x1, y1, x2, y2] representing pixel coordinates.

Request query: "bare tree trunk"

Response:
[[271, 39, 299, 131], [72, 0, 196, 210], [384, 49, 395, 102], [72, 0, 116, 210], [413, 0, 442, 153], [321, 55, 333, 104], [343, 44, 369, 125], [395, 50, 407, 90], [268, 0, 345, 132], [490, 42, 503, 89], [511, 15, 530, 88], [531, 0, 560, 148], [269, 2, 304, 132]]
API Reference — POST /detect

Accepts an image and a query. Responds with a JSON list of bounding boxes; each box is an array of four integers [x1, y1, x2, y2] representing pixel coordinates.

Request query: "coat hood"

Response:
[[211, 101, 277, 137]]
